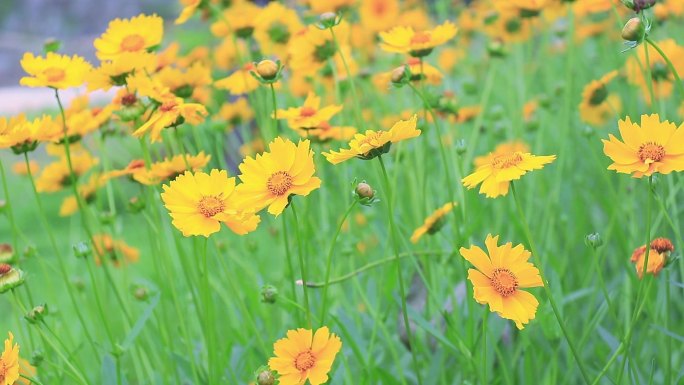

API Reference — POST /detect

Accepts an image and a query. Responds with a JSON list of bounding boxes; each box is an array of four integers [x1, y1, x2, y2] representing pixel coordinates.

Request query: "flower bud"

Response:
[[622, 18, 645, 43], [255, 367, 276, 385], [487, 40, 507, 58], [0, 264, 25, 293], [0, 244, 14, 263], [133, 286, 149, 301], [73, 242, 91, 259], [621, 0, 656, 12], [355, 182, 374, 199], [127, 196, 146, 213], [585, 233, 603, 249], [260, 284, 278, 304], [25, 304, 48, 324], [318, 12, 340, 29], [31, 350, 44, 367], [256, 60, 279, 80], [455, 139, 467, 155]]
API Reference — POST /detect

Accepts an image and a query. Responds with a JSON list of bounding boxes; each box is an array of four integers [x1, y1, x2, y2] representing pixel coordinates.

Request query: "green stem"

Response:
[[0, 159, 19, 256], [290, 201, 312, 327], [199, 237, 217, 383], [377, 155, 424, 385], [645, 37, 684, 99], [329, 27, 364, 131], [270, 83, 279, 139], [482, 310, 488, 385], [20, 374, 44, 385], [319, 200, 357, 325], [510, 182, 590, 385]]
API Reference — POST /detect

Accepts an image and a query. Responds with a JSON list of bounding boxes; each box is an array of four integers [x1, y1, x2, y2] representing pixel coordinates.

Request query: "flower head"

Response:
[[323, 115, 420, 164], [94, 14, 164, 60], [0, 332, 20, 385], [276, 92, 343, 130], [161, 169, 261, 237], [92, 234, 140, 267], [410, 202, 456, 243], [236, 138, 321, 216], [215, 63, 261, 95], [460, 234, 544, 329], [602, 114, 684, 177], [630, 237, 674, 278], [20, 52, 92, 89], [579, 71, 622, 127], [380, 21, 458, 57], [175, 0, 201, 25], [132, 97, 207, 143], [268, 327, 342, 385], [625, 39, 684, 105]]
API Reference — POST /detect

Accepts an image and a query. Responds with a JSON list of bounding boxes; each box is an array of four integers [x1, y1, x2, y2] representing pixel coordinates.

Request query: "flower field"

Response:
[[1, 0, 684, 384]]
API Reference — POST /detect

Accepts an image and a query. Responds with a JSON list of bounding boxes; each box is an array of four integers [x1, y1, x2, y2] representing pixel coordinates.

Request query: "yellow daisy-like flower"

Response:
[[322, 115, 420, 165], [630, 237, 673, 279], [602, 114, 684, 178], [462, 146, 556, 198], [0, 115, 60, 152], [86, 51, 157, 91], [236, 138, 321, 216], [276, 92, 343, 130], [253, 2, 303, 57], [360, 0, 400, 33], [155, 62, 213, 98], [296, 121, 357, 142], [215, 63, 260, 95], [495, 0, 549, 16], [288, 23, 355, 77], [92, 234, 140, 267], [460, 234, 544, 330], [410, 202, 456, 243], [12, 160, 39, 176], [625, 39, 684, 105], [210, 1, 261, 38], [20, 52, 92, 89], [473, 141, 530, 167], [175, 0, 201, 25], [579, 70, 621, 127], [132, 97, 208, 143], [36, 151, 99, 193], [94, 14, 164, 60], [131, 152, 211, 185], [0, 332, 20, 385], [219, 98, 254, 126], [379, 21, 458, 57], [268, 327, 342, 385], [161, 169, 261, 237], [59, 175, 105, 217]]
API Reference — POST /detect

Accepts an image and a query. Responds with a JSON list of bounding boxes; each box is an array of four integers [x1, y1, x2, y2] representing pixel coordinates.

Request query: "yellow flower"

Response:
[[86, 51, 157, 91], [268, 327, 342, 385], [602, 114, 684, 177], [0, 115, 60, 152], [94, 14, 164, 60], [253, 2, 303, 57], [630, 237, 674, 278], [215, 63, 260, 95], [92, 234, 140, 267], [360, 0, 400, 33], [462, 146, 555, 198], [20, 52, 92, 89], [219, 98, 254, 126], [59, 175, 105, 217], [127, 71, 173, 102], [483, 11, 533, 43], [155, 62, 213, 98], [277, 92, 343, 130], [210, 2, 261, 38], [438, 48, 464, 74], [131, 152, 211, 185], [410, 202, 456, 243], [288, 23, 355, 77], [101, 159, 147, 182], [379, 21, 458, 57], [236, 138, 321, 216], [579, 70, 622, 126], [323, 115, 420, 164], [626, 39, 684, 105], [0, 332, 20, 385], [460, 234, 544, 329], [452, 105, 482, 124], [297, 121, 357, 142], [36, 151, 99, 193], [133, 97, 208, 143], [175, 0, 201, 25], [213, 38, 248, 71], [161, 169, 261, 237], [12, 160, 39, 176]]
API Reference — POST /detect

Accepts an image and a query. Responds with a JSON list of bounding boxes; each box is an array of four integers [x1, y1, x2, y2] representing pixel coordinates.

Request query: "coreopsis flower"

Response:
[[462, 145, 556, 198], [126, 71, 172, 102], [36, 151, 99, 193], [236, 138, 321, 216], [288, 23, 356, 77], [101, 159, 147, 182], [213, 38, 248, 71], [579, 70, 622, 127], [131, 152, 211, 185], [215, 63, 261, 95], [175, 0, 201, 25], [0, 115, 60, 153], [210, 2, 262, 38], [155, 62, 212, 99], [12, 160, 39, 176], [410, 202, 456, 243], [253, 2, 303, 57], [0, 332, 20, 385], [323, 115, 420, 164], [452, 105, 482, 124], [438, 48, 464, 74], [86, 51, 157, 91], [94, 14, 164, 60], [460, 234, 544, 329], [20, 52, 92, 89], [297, 121, 356, 142], [483, 12, 533, 43], [59, 175, 105, 216], [161, 169, 260, 237], [360, 0, 400, 33], [132, 97, 208, 142], [268, 327, 342, 385], [219, 98, 254, 126], [626, 39, 684, 105], [276, 92, 343, 130], [602, 114, 684, 177], [92, 234, 140, 267], [630, 237, 674, 278], [380, 21, 458, 57]]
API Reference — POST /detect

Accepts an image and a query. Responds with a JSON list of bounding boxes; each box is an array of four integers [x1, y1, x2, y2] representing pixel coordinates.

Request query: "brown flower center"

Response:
[[120, 34, 145, 52], [43, 67, 66, 82], [491, 152, 523, 169], [267, 171, 293, 196], [410, 32, 431, 44], [160, 100, 179, 113], [490, 268, 518, 297], [197, 195, 225, 218], [294, 350, 316, 371], [650, 237, 674, 253], [0, 263, 11, 275], [300, 107, 317, 118], [638, 142, 665, 164]]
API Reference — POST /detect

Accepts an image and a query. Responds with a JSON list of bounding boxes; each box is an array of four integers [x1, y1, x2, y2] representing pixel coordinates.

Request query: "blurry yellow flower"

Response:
[[453, 105, 482, 124], [0, 115, 60, 152], [92, 234, 140, 267], [86, 51, 157, 91], [380, 21, 458, 57], [0, 332, 20, 385], [132, 152, 211, 185], [239, 138, 265, 157], [268, 327, 342, 385], [304, 0, 355, 13], [360, 0, 400, 33], [161, 169, 261, 237], [602, 114, 684, 177], [297, 121, 356, 142], [213, 38, 248, 71], [288, 23, 356, 77], [410, 202, 456, 243], [94, 14, 164, 60], [156, 62, 213, 98], [215, 63, 260, 95], [460, 234, 544, 330], [236, 138, 321, 216], [630, 237, 674, 278], [626, 39, 684, 105], [210, 2, 261, 38], [219, 98, 254, 126], [20, 52, 92, 89], [579, 70, 621, 126], [36, 151, 99, 193], [483, 11, 533, 43], [127, 71, 172, 102], [276, 92, 343, 130], [12, 160, 39, 176], [463, 147, 555, 198], [522, 99, 538, 122], [59, 175, 104, 217], [253, 2, 303, 57], [323, 115, 420, 164], [495, 0, 549, 16], [132, 97, 208, 142], [175, 0, 201, 25], [437, 48, 464, 74], [101, 159, 147, 182]]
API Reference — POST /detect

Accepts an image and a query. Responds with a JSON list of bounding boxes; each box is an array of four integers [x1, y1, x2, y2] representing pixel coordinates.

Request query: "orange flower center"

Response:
[[43, 67, 66, 82], [638, 142, 665, 164], [267, 171, 293, 196], [120, 34, 146, 52], [318, 121, 331, 131], [197, 195, 225, 218], [300, 107, 317, 118], [490, 268, 518, 297], [0, 264, 11, 275], [410, 32, 431, 45], [294, 350, 316, 371], [160, 100, 179, 113], [491, 152, 523, 169], [650, 237, 674, 253]]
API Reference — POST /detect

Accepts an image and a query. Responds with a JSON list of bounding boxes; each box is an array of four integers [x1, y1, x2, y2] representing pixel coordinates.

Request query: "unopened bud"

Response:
[[621, 0, 656, 12], [0, 244, 14, 263], [133, 286, 149, 301], [73, 242, 91, 259], [585, 233, 603, 249], [391, 66, 407, 84], [255, 367, 276, 385], [455, 139, 467, 155], [319, 12, 340, 29], [25, 304, 48, 324], [622, 18, 645, 43], [260, 284, 278, 304], [256, 60, 279, 80], [355, 182, 374, 199], [0, 264, 25, 293]]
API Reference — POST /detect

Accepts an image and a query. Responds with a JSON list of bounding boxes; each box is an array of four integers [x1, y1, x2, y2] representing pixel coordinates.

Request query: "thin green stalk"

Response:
[[482, 310, 488, 385], [0, 159, 19, 256], [642, 37, 657, 107], [199, 237, 217, 383], [645, 37, 684, 99], [20, 374, 44, 385], [290, 201, 312, 327], [281, 208, 299, 307], [377, 155, 424, 385], [510, 182, 590, 385], [270, 83, 279, 139], [328, 26, 364, 131], [319, 200, 357, 325]]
